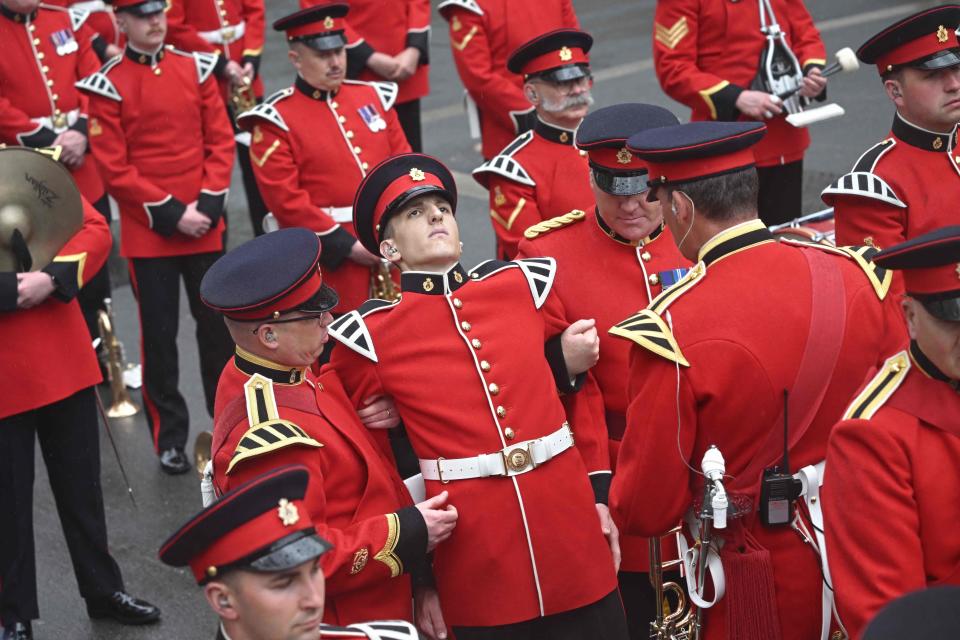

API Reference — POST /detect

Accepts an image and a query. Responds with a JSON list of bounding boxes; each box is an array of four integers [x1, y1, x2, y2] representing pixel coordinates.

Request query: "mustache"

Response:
[[541, 91, 594, 113]]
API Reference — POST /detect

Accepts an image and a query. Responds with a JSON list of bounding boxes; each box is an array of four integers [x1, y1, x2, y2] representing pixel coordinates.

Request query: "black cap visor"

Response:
[[297, 282, 339, 315], [531, 64, 591, 84], [907, 47, 960, 71], [294, 33, 347, 52], [916, 293, 960, 322], [247, 531, 332, 573], [377, 185, 456, 243], [118, 0, 167, 17], [592, 166, 649, 196]]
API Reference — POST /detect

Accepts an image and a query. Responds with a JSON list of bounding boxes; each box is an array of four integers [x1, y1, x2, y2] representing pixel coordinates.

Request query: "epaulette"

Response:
[[343, 79, 398, 111], [472, 132, 536, 187], [237, 88, 293, 132], [320, 620, 420, 639], [820, 171, 905, 209], [609, 309, 689, 367], [226, 374, 323, 474], [193, 51, 220, 83], [438, 0, 484, 17], [468, 257, 556, 308], [852, 138, 896, 173], [328, 300, 396, 363], [67, 7, 90, 31], [778, 239, 892, 300], [841, 351, 910, 420], [75, 56, 123, 101], [524, 209, 586, 239]]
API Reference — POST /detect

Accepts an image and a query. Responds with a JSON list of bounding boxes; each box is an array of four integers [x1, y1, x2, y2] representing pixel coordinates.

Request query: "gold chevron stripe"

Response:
[[251, 140, 280, 168], [655, 17, 689, 50], [490, 197, 526, 230], [452, 25, 479, 52]]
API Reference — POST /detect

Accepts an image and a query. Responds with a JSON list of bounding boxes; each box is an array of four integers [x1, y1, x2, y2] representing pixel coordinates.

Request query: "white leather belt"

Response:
[[199, 21, 245, 45], [325, 206, 353, 223], [71, 0, 107, 11], [32, 108, 80, 134], [420, 423, 573, 482]]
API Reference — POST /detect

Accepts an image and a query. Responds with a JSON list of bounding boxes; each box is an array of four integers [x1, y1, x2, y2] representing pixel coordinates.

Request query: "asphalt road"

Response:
[[21, 1, 928, 638]]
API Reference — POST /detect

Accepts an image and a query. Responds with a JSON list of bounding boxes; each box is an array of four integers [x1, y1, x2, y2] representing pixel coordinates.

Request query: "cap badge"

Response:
[[409, 168, 426, 181], [938, 25, 949, 44], [617, 148, 633, 165], [422, 277, 434, 292], [277, 498, 300, 526], [559, 46, 573, 62], [934, 136, 944, 150], [323, 15, 335, 30]]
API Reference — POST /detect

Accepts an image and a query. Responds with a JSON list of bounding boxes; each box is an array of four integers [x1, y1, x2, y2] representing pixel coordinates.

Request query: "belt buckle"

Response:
[[503, 444, 535, 474], [222, 27, 235, 41], [436, 456, 449, 484]]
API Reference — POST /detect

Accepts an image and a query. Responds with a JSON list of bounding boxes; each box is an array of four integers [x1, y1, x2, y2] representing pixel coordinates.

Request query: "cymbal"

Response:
[[0, 147, 82, 272]]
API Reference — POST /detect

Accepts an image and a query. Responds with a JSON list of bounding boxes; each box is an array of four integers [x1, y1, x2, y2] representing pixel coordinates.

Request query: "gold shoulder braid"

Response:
[[523, 209, 587, 239]]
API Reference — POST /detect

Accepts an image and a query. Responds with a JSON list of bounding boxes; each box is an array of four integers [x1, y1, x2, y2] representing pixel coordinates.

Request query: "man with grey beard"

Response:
[[472, 29, 596, 259]]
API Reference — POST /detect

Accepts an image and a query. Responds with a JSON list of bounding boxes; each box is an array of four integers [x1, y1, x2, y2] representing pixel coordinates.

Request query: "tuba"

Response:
[[97, 298, 140, 418], [370, 259, 401, 301]]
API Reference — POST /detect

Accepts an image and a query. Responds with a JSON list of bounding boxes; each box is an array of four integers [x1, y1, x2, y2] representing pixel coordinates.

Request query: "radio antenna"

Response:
[[782, 389, 790, 473]]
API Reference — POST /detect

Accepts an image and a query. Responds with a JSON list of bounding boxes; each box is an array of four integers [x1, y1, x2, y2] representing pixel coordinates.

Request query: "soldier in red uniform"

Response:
[[159, 465, 423, 640], [608, 121, 904, 640], [0, 0, 113, 353], [516, 103, 690, 640], [473, 29, 594, 259], [44, 0, 122, 60], [164, 0, 270, 236], [77, 0, 235, 475], [0, 149, 159, 640], [329, 153, 627, 639], [823, 226, 960, 640], [198, 227, 458, 625], [240, 3, 410, 313], [823, 6, 960, 259], [438, 0, 580, 160], [651, 0, 827, 225]]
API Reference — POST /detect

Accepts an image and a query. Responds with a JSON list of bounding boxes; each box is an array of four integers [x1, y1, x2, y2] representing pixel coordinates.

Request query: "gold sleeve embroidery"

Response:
[[373, 513, 402, 577], [654, 17, 689, 50], [52, 252, 88, 288], [489, 198, 526, 230], [452, 25, 479, 52], [698, 81, 730, 120]]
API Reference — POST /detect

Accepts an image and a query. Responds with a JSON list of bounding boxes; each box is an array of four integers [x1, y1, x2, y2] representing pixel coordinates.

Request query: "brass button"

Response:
[[496, 406, 506, 418], [346, 130, 354, 139], [361, 162, 369, 170], [33, 38, 40, 45], [52, 95, 59, 102], [461, 321, 471, 331], [578, 150, 587, 157], [954, 155, 960, 163], [331, 101, 338, 109], [153, 68, 162, 76], [353, 146, 362, 154], [488, 382, 500, 395], [480, 360, 490, 372], [453, 298, 463, 309], [41, 65, 49, 73], [338, 115, 346, 124], [37, 52, 44, 59], [641, 251, 651, 262], [504, 427, 515, 440], [471, 338, 481, 350], [28, 24, 36, 32], [648, 273, 660, 286], [207, 566, 218, 578]]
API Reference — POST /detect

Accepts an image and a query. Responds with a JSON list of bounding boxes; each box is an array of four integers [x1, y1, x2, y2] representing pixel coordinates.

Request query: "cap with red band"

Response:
[[200, 227, 339, 320], [507, 29, 593, 83], [353, 153, 458, 255], [858, 5, 960, 74], [873, 225, 960, 321], [159, 466, 332, 584], [273, 3, 349, 51]]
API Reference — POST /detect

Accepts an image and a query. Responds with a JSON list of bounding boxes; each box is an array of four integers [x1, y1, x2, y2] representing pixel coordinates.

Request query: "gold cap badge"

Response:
[[559, 46, 573, 62], [617, 148, 633, 164], [323, 16, 335, 30], [938, 25, 949, 44], [409, 168, 425, 181], [277, 498, 299, 526]]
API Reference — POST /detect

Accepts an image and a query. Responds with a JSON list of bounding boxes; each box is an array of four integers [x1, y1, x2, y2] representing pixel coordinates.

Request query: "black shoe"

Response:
[[1, 622, 32, 640], [86, 592, 160, 625], [159, 447, 190, 475]]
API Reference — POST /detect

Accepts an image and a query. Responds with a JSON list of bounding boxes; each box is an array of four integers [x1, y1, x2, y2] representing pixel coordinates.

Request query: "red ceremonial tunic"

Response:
[[652, 0, 825, 167], [474, 118, 593, 258], [44, 0, 122, 48], [609, 220, 904, 640], [0, 196, 110, 419], [165, 0, 266, 98], [437, 0, 579, 159], [824, 114, 960, 263], [238, 78, 410, 312], [78, 45, 235, 258], [211, 350, 423, 625], [0, 4, 105, 202], [823, 345, 960, 640], [517, 211, 690, 571], [329, 261, 617, 627]]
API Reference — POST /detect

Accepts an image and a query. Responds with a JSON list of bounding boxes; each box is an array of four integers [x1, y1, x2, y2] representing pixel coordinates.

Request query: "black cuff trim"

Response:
[[545, 333, 583, 395], [0, 272, 18, 311], [347, 41, 376, 78], [241, 54, 261, 77], [713, 83, 744, 122], [319, 226, 357, 270], [69, 115, 89, 141], [19, 126, 57, 148], [197, 191, 226, 226], [411, 554, 436, 588], [395, 505, 428, 575], [91, 34, 110, 62], [213, 53, 228, 78], [147, 197, 187, 237], [803, 64, 827, 103], [590, 472, 612, 505], [406, 30, 430, 66], [43, 261, 79, 301]]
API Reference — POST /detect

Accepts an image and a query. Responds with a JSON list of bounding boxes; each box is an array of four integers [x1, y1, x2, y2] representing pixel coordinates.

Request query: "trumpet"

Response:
[[97, 298, 140, 418], [370, 259, 401, 301], [230, 76, 257, 120]]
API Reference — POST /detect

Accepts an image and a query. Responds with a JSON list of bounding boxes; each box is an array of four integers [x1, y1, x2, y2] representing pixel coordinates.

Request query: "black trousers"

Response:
[[453, 589, 629, 640], [757, 159, 804, 227], [226, 102, 270, 236], [76, 193, 113, 346], [128, 252, 233, 453], [395, 99, 422, 152], [0, 387, 124, 626]]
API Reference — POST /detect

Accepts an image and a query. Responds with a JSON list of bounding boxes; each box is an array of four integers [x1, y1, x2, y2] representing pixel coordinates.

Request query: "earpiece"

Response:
[[265, 330, 277, 342], [388, 247, 399, 255], [219, 597, 229, 606]]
